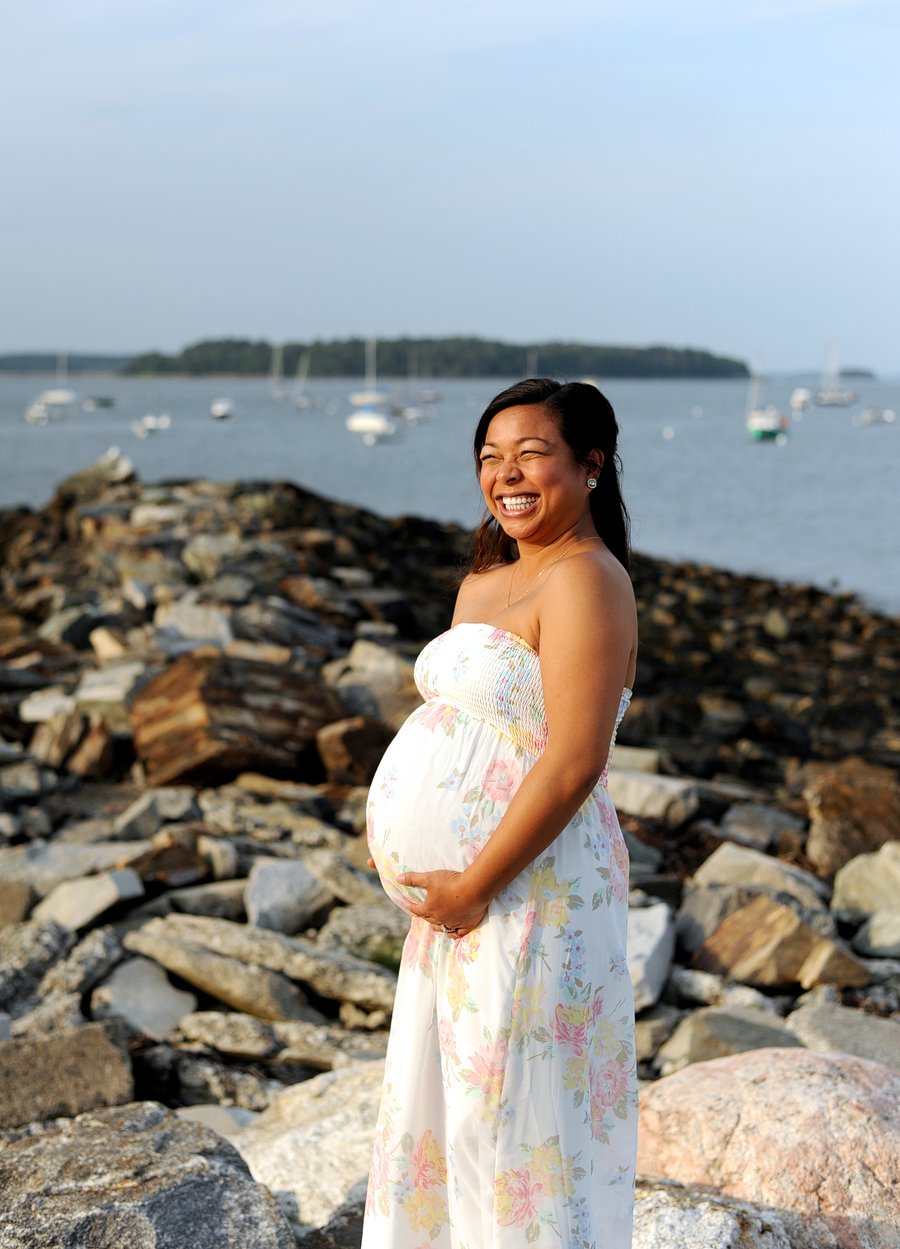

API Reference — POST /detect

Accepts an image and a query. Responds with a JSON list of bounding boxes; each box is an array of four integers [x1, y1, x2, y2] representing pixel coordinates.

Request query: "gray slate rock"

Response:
[[0, 1021, 133, 1129], [137, 914, 398, 1013], [178, 1010, 385, 1070], [691, 842, 829, 911], [10, 991, 85, 1037], [91, 956, 198, 1039], [246, 858, 334, 934], [303, 848, 386, 907], [635, 1003, 682, 1063], [655, 1006, 803, 1077], [0, 1101, 294, 1249], [718, 803, 805, 852], [38, 924, 123, 998], [633, 1176, 794, 1249], [166, 878, 247, 919], [785, 1001, 900, 1075], [123, 924, 312, 1022], [317, 903, 410, 971], [112, 792, 162, 840], [0, 919, 75, 1015], [628, 902, 676, 1011], [0, 838, 152, 897], [32, 868, 144, 930]]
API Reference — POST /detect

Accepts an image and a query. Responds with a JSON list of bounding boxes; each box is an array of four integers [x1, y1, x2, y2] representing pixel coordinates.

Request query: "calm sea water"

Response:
[[2, 374, 898, 614]]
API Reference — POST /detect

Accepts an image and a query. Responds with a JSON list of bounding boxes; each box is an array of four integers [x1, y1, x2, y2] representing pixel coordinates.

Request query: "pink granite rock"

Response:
[[637, 1048, 900, 1249]]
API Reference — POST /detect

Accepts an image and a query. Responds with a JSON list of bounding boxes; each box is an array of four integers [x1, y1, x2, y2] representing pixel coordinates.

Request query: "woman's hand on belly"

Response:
[[398, 869, 488, 939]]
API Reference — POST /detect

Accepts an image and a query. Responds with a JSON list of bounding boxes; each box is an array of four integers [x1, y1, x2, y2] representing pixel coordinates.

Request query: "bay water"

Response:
[[2, 373, 898, 614]]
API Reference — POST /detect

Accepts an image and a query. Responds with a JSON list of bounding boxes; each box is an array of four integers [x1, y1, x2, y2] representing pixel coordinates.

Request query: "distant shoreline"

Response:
[[0, 336, 751, 380]]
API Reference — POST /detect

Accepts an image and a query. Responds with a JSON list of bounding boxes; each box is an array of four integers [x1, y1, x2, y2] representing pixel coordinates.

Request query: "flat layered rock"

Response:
[[718, 803, 805, 853], [637, 1048, 900, 1249], [134, 914, 398, 1012], [32, 868, 144, 930], [129, 651, 344, 787], [178, 1010, 386, 1070], [0, 1021, 132, 1130], [677, 883, 836, 955], [0, 1101, 294, 1249], [316, 903, 409, 971], [123, 924, 312, 1021], [0, 839, 152, 898]]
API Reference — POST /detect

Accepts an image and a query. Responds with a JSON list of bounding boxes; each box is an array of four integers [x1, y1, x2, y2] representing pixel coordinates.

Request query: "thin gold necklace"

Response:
[[506, 537, 600, 609]]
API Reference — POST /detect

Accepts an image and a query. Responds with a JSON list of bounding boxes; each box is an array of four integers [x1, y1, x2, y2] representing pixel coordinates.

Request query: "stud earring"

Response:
[[587, 477, 598, 490]]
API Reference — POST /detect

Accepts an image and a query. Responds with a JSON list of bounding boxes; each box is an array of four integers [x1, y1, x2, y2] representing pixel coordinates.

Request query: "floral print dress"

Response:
[[363, 623, 637, 1249]]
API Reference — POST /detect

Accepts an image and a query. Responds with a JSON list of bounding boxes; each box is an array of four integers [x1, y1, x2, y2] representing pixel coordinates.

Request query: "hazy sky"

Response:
[[2, 0, 898, 371]]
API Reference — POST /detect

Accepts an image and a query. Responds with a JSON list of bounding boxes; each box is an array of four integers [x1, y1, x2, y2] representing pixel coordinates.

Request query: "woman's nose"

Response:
[[500, 460, 521, 482]]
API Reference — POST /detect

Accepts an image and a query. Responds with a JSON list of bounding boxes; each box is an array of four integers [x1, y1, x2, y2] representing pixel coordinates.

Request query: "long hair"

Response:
[[468, 378, 631, 575]]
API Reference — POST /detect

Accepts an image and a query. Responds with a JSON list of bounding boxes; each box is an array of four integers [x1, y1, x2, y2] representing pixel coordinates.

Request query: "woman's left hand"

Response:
[[398, 869, 488, 939]]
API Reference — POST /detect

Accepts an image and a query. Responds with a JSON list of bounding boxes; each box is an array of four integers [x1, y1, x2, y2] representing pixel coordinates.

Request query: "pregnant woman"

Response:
[[363, 378, 638, 1248]]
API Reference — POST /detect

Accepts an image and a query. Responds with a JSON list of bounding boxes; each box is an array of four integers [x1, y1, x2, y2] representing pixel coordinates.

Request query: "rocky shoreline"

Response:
[[1, 451, 899, 1248]]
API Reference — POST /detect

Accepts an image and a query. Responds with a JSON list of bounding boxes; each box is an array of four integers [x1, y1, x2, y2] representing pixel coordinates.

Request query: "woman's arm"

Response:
[[400, 553, 637, 935]]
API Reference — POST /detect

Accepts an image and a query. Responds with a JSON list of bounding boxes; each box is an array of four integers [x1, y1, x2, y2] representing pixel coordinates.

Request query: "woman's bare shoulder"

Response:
[[454, 562, 512, 622]]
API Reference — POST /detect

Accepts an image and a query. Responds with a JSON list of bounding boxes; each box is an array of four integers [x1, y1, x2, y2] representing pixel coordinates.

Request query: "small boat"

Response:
[[130, 414, 171, 438], [853, 408, 896, 427], [82, 396, 115, 411], [292, 350, 313, 410], [816, 343, 857, 406], [346, 409, 398, 445], [790, 387, 813, 412], [210, 399, 235, 419], [745, 367, 789, 443], [25, 388, 79, 424], [270, 344, 285, 400], [349, 338, 390, 408]]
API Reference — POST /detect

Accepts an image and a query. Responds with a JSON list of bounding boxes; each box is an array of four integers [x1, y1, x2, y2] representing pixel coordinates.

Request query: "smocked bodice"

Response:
[[412, 622, 631, 777]]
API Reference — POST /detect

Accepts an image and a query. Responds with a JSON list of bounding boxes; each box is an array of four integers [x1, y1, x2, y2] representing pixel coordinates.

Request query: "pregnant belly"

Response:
[[365, 712, 530, 914]]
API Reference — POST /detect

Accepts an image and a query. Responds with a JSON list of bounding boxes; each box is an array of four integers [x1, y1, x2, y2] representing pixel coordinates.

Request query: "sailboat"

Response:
[[25, 352, 78, 424], [816, 343, 857, 406], [347, 338, 397, 444], [745, 363, 789, 443], [292, 350, 313, 410], [270, 344, 285, 400]]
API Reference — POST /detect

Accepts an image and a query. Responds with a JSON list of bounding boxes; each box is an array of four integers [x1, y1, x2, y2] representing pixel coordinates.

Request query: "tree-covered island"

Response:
[[122, 336, 749, 379]]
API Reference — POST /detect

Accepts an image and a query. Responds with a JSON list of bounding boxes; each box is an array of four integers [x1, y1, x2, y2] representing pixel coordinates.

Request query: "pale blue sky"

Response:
[[2, 0, 898, 370]]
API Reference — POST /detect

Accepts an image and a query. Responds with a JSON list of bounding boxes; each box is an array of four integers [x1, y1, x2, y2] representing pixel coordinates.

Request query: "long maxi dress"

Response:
[[363, 622, 638, 1249]]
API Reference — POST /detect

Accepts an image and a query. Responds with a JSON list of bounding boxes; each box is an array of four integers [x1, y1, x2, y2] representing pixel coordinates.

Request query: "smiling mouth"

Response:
[[498, 494, 538, 514]]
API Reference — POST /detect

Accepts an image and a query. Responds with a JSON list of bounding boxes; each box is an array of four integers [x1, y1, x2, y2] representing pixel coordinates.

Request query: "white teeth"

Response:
[[501, 495, 538, 512]]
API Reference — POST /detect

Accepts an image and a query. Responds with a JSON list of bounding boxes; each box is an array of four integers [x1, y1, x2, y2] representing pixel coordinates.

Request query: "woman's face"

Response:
[[478, 404, 600, 545]]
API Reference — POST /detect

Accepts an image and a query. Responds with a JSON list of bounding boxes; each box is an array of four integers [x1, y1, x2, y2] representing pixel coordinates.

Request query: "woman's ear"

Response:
[[590, 449, 604, 473]]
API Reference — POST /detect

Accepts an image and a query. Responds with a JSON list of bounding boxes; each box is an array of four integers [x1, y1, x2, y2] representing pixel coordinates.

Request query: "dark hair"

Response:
[[468, 378, 631, 575]]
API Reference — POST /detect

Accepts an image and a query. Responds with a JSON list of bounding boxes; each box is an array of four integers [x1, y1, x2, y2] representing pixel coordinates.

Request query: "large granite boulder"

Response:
[[231, 1060, 385, 1242], [637, 1048, 900, 1249], [633, 1176, 796, 1249], [0, 1101, 294, 1248]]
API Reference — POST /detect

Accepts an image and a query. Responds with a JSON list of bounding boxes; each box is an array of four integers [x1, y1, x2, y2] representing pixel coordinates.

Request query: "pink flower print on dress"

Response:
[[460, 1038, 507, 1115], [610, 831, 629, 902], [590, 1060, 629, 1134], [481, 757, 523, 805], [417, 700, 457, 734], [551, 1002, 590, 1055], [437, 1017, 455, 1059], [412, 1129, 447, 1190], [494, 1167, 547, 1227], [454, 926, 482, 964]]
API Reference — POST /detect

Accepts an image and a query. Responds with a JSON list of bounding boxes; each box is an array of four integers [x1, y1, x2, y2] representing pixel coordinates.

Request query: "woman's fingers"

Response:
[[366, 856, 376, 870]]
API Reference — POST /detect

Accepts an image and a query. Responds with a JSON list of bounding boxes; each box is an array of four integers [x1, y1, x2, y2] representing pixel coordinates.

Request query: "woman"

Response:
[[363, 379, 638, 1248]]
